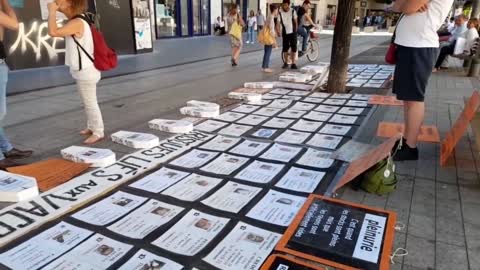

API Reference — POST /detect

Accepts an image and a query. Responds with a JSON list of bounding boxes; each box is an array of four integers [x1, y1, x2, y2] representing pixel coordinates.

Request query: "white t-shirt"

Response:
[[248, 16, 257, 27], [462, 27, 479, 53], [280, 8, 297, 35], [395, 0, 454, 48]]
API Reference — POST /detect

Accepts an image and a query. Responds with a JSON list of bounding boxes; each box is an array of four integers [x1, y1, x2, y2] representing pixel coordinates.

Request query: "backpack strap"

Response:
[[70, 13, 94, 70]]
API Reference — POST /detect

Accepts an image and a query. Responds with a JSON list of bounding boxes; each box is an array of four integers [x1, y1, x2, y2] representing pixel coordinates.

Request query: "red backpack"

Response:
[[72, 14, 117, 71]]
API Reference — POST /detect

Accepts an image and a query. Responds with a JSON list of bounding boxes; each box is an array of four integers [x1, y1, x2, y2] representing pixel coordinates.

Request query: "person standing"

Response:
[[257, 9, 265, 31], [214, 16, 226, 35], [279, 0, 298, 69], [0, 0, 33, 168], [48, 0, 105, 144], [392, 0, 454, 161], [261, 4, 278, 73], [226, 5, 244, 66], [246, 10, 257, 44]]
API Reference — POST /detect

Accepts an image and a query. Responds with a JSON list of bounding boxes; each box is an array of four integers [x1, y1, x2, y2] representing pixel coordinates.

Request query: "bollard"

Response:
[[468, 58, 480, 77]]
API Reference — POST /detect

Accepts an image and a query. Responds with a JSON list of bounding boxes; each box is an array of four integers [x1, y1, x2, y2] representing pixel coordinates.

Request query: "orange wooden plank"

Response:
[[376, 122, 440, 143], [368, 95, 404, 106]]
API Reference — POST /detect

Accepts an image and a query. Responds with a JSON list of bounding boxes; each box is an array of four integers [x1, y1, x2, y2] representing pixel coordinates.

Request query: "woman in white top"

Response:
[[247, 10, 257, 44], [392, 0, 453, 161], [48, 0, 104, 144]]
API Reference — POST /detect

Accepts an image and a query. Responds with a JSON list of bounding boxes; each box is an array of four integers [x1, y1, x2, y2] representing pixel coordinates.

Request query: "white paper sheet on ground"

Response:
[[129, 167, 190, 193], [118, 249, 183, 270], [251, 128, 278, 139], [368, 79, 386, 84], [262, 93, 283, 100], [269, 99, 293, 109], [108, 200, 184, 239], [314, 104, 340, 113], [202, 181, 262, 213], [170, 149, 219, 168], [322, 99, 347, 106], [61, 146, 116, 167], [378, 65, 395, 70], [307, 134, 343, 149], [303, 111, 332, 122], [319, 124, 352, 136], [296, 148, 334, 169], [194, 120, 229, 132], [111, 131, 159, 149], [351, 94, 371, 100], [235, 161, 285, 183], [180, 106, 220, 118], [236, 114, 269, 125], [248, 99, 271, 106], [200, 153, 249, 175], [228, 140, 271, 157], [42, 234, 132, 270], [216, 112, 247, 122], [253, 107, 282, 117], [0, 171, 38, 202], [199, 135, 241, 151], [288, 90, 310, 96], [356, 75, 372, 80], [361, 71, 377, 76], [218, 124, 253, 136], [273, 82, 312, 91], [148, 119, 194, 133], [280, 72, 313, 81], [275, 167, 325, 193], [231, 104, 260, 114], [338, 107, 365, 115], [349, 78, 369, 84], [302, 97, 324, 104], [228, 92, 263, 104], [277, 109, 306, 119], [346, 82, 364, 88], [290, 102, 316, 111], [300, 65, 328, 74], [187, 100, 221, 110], [331, 93, 352, 99], [246, 190, 306, 226], [153, 210, 229, 256], [290, 119, 323, 132], [329, 114, 358, 125], [72, 191, 147, 226], [274, 130, 311, 144], [0, 222, 93, 270], [309, 92, 331, 98], [244, 82, 274, 89], [262, 117, 294, 129], [362, 83, 383, 88], [279, 73, 311, 83], [161, 174, 223, 201], [270, 88, 291, 95], [372, 74, 390, 80], [260, 143, 302, 163], [203, 221, 281, 270], [282, 95, 303, 101], [346, 100, 369, 107]]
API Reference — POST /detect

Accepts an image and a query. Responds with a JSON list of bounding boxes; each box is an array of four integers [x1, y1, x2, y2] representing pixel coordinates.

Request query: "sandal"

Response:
[[84, 135, 104, 145], [79, 129, 93, 135]]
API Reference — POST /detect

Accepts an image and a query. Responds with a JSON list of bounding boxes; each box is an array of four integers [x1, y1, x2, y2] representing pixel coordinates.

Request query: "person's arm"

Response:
[[47, 2, 83, 38], [0, 0, 18, 30], [305, 14, 314, 26], [393, 0, 429, 15]]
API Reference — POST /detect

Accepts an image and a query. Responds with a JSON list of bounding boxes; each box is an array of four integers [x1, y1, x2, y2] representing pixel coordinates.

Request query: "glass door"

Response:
[[155, 0, 179, 37], [180, 0, 190, 36], [192, 0, 201, 35], [201, 0, 210, 35], [193, 0, 210, 35]]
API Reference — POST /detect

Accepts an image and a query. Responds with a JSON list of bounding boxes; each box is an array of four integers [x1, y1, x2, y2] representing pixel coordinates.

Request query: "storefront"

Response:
[[153, 0, 211, 38], [221, 0, 263, 22]]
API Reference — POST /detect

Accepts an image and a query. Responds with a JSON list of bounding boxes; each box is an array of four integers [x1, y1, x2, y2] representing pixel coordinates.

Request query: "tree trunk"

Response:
[[326, 0, 356, 93]]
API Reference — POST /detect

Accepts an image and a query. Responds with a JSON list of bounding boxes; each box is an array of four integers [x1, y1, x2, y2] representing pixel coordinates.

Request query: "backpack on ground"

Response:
[[360, 155, 397, 195], [72, 14, 118, 71]]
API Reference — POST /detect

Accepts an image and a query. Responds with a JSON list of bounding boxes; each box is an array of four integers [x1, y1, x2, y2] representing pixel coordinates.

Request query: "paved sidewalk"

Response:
[[340, 45, 480, 270]]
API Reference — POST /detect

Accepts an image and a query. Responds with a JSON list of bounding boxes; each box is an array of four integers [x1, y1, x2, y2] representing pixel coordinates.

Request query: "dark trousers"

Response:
[[435, 41, 455, 68], [262, 45, 273, 69]]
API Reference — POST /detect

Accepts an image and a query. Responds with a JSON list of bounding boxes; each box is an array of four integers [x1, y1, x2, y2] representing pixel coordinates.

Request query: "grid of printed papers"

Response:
[[346, 64, 394, 88]]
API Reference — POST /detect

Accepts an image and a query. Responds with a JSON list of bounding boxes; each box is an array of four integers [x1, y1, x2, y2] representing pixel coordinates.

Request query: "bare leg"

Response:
[[234, 46, 242, 62], [290, 51, 296, 65], [404, 101, 425, 147]]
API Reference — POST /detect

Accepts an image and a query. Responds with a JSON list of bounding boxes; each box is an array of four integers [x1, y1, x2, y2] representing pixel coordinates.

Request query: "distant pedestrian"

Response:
[[247, 10, 257, 44], [279, 0, 298, 69], [0, 0, 33, 168], [227, 5, 244, 66], [214, 16, 226, 35], [257, 9, 265, 31], [48, 0, 105, 144], [261, 4, 279, 73], [392, 0, 453, 161]]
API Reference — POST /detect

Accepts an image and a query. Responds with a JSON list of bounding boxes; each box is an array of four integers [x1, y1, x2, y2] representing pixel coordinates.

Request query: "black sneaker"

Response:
[[393, 143, 419, 161], [291, 64, 298, 69], [282, 63, 289, 69], [298, 51, 305, 57]]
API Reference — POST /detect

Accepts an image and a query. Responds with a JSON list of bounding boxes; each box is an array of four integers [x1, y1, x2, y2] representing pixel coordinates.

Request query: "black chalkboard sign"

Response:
[[261, 254, 326, 270], [276, 195, 396, 270]]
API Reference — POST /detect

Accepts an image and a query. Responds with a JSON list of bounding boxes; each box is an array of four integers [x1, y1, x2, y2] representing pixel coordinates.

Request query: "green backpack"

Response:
[[360, 156, 397, 195]]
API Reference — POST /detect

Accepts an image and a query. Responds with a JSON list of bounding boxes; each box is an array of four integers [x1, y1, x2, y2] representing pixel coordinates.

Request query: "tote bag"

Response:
[[258, 26, 275, 45]]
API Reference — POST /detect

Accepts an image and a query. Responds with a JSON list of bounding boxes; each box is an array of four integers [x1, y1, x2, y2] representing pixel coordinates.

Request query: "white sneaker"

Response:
[[246, 41, 250, 44]]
